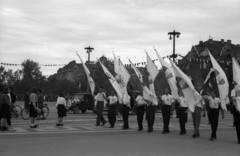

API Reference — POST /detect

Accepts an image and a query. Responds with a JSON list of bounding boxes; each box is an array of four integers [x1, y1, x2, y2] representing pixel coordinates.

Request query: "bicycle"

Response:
[[11, 105, 23, 118], [21, 103, 49, 120]]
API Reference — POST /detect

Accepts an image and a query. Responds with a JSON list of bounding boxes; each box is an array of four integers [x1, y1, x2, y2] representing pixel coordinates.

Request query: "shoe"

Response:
[[196, 134, 200, 137], [162, 131, 167, 134], [56, 123, 60, 126], [109, 126, 114, 128], [34, 125, 39, 127], [41, 118, 45, 120], [138, 128, 143, 131], [179, 132, 183, 135], [192, 134, 197, 138], [59, 123, 64, 126], [3, 126, 9, 131], [102, 122, 106, 126], [209, 137, 215, 141], [122, 127, 129, 130], [95, 124, 100, 126], [0, 127, 5, 131], [148, 129, 153, 132], [30, 125, 37, 128], [238, 141, 240, 144]]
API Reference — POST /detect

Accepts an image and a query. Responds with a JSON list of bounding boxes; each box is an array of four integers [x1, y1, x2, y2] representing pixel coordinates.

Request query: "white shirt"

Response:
[[123, 93, 130, 106], [178, 97, 188, 107], [135, 95, 147, 106], [8, 93, 12, 104], [56, 97, 67, 107], [195, 99, 205, 108], [96, 92, 106, 102], [161, 94, 174, 105], [107, 95, 118, 105], [205, 95, 221, 109]]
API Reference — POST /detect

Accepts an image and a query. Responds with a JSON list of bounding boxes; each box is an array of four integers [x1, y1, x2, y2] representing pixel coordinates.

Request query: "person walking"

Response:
[[37, 89, 44, 120], [107, 91, 118, 128], [135, 92, 146, 131], [122, 92, 131, 130], [56, 93, 67, 126], [6, 87, 16, 126], [191, 98, 205, 138], [0, 87, 11, 131], [203, 91, 224, 141], [146, 98, 158, 133], [29, 87, 38, 128], [230, 88, 240, 144], [161, 89, 174, 134], [95, 87, 107, 126], [24, 90, 30, 113], [177, 92, 188, 135]]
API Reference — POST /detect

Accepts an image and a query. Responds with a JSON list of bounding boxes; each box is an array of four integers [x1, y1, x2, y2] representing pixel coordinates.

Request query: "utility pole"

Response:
[[84, 46, 94, 93], [168, 30, 181, 63]]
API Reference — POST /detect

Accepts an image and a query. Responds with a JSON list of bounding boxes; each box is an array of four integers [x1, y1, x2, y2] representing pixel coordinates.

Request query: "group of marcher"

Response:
[[94, 87, 240, 144], [0, 87, 16, 131], [0, 86, 68, 131]]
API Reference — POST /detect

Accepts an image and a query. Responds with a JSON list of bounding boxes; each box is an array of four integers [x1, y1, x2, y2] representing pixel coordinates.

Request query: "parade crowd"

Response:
[[0, 85, 239, 145]]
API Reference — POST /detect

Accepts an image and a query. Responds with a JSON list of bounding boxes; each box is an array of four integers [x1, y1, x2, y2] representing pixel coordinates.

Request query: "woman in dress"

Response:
[[56, 92, 67, 126]]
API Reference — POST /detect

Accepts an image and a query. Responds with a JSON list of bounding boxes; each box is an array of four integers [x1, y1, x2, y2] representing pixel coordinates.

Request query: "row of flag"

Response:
[[77, 48, 240, 113], [0, 63, 66, 67]]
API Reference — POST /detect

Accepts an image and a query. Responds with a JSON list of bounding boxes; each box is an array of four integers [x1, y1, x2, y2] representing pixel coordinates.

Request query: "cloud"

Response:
[[0, 0, 239, 76]]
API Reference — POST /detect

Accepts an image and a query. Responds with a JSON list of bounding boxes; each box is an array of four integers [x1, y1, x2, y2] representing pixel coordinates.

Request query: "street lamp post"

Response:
[[168, 30, 181, 63], [85, 46, 94, 64], [84, 46, 94, 93]]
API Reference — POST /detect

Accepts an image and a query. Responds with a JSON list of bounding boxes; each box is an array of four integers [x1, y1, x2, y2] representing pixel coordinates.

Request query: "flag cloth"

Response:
[[77, 54, 95, 96], [170, 60, 203, 112], [128, 59, 157, 104], [146, 52, 159, 105], [232, 57, 240, 112], [208, 50, 229, 110], [99, 61, 123, 100], [113, 54, 131, 102], [155, 50, 178, 98], [200, 68, 215, 94]]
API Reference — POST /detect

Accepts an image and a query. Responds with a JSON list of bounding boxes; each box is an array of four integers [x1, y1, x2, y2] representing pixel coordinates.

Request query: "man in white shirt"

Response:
[[107, 91, 118, 128], [161, 89, 174, 134], [203, 91, 224, 141], [122, 92, 131, 130], [230, 88, 240, 144], [95, 87, 107, 126], [191, 96, 205, 138], [177, 91, 188, 135], [135, 92, 147, 131]]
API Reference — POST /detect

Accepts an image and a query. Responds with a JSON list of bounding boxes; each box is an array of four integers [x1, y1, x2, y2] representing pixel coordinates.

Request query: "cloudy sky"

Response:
[[0, 0, 239, 76]]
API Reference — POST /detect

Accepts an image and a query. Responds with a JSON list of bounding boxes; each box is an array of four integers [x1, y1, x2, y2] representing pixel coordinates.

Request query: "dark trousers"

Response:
[[108, 104, 116, 127], [137, 105, 145, 129], [175, 103, 180, 118], [209, 108, 219, 138], [233, 108, 240, 142], [122, 105, 130, 129], [6, 105, 11, 126], [179, 107, 188, 133], [162, 105, 171, 132], [192, 106, 202, 135], [147, 105, 156, 131], [96, 101, 106, 125]]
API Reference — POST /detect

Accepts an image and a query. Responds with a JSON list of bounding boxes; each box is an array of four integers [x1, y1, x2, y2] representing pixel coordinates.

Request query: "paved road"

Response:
[[0, 101, 239, 156]]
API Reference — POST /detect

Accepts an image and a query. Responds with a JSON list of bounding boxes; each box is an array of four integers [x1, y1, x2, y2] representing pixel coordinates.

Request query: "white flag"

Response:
[[170, 60, 203, 112], [99, 61, 123, 100], [77, 54, 95, 96], [128, 59, 157, 104], [232, 57, 240, 112], [155, 50, 178, 98], [146, 52, 159, 105], [208, 50, 229, 110]]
